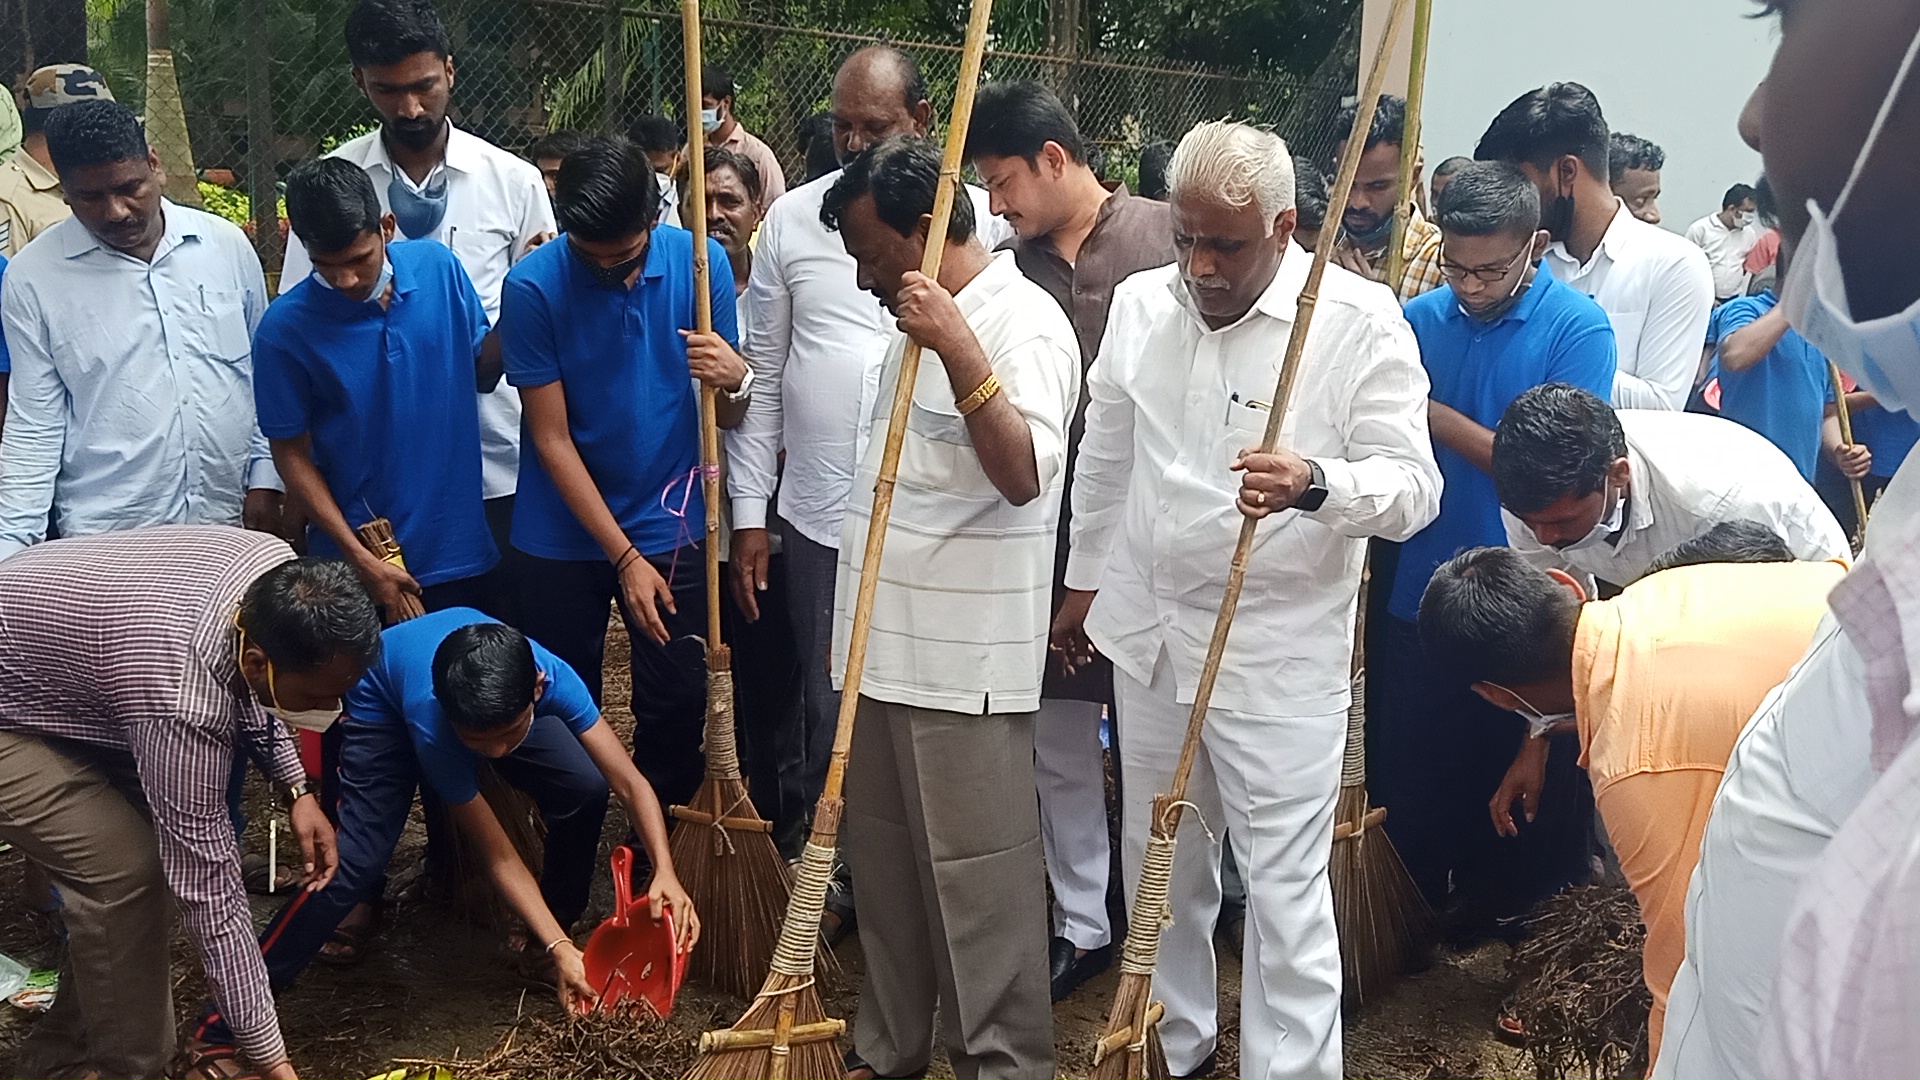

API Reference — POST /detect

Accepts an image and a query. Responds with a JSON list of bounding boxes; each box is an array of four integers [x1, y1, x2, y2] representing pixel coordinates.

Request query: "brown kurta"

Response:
[[1005, 184, 1175, 702]]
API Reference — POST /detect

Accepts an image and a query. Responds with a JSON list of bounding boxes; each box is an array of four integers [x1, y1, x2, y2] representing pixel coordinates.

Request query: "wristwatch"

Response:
[[282, 779, 315, 808], [1296, 458, 1329, 512], [722, 365, 755, 404]]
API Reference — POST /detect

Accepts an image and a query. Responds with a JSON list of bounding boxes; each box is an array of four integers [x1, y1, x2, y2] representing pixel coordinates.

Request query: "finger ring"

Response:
[[1254, 491, 1266, 506]]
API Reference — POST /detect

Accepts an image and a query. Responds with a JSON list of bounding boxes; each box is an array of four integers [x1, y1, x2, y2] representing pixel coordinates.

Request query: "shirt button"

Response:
[[1159, 502, 1171, 512], [1162, 614, 1174, 624]]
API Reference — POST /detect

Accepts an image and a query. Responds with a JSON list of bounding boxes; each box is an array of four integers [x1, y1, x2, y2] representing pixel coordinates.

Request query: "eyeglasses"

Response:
[[1438, 243, 1532, 283]]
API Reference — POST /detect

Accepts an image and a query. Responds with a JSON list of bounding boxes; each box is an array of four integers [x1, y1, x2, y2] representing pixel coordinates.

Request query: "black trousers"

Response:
[[1365, 612, 1594, 935], [721, 552, 808, 856], [514, 543, 710, 812]]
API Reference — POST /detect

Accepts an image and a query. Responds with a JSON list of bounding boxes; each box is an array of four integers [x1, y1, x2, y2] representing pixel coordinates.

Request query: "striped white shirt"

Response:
[[831, 250, 1080, 714]]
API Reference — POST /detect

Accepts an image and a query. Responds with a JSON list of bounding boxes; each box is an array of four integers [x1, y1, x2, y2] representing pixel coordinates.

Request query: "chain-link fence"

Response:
[[85, 0, 1353, 271]]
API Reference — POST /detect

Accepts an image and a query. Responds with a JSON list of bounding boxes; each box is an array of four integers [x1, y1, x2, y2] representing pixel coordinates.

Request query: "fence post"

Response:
[[145, 0, 203, 207], [603, 0, 627, 133], [1046, 0, 1081, 105], [244, 0, 281, 276]]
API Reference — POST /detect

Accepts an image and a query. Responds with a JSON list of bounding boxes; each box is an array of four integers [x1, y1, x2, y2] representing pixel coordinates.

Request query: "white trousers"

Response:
[[1116, 655, 1345, 1080], [1035, 698, 1112, 950]]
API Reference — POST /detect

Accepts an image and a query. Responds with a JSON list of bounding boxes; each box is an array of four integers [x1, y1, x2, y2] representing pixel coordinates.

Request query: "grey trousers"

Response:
[[845, 696, 1054, 1079], [0, 730, 175, 1078], [779, 517, 842, 809]]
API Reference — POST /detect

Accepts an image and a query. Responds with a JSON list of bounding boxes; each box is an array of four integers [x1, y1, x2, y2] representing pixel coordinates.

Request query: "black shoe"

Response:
[[1048, 935, 1114, 1001], [1176, 1049, 1219, 1079]]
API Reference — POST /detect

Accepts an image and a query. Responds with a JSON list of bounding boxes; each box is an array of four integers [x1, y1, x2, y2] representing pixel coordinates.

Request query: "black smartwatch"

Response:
[[282, 779, 315, 809], [1296, 458, 1329, 512]]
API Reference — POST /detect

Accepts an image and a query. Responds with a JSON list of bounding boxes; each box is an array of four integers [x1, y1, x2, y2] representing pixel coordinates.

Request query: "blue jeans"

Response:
[[192, 710, 609, 1046]]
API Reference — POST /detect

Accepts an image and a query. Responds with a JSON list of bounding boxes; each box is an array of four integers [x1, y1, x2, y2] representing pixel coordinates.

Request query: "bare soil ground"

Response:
[[0, 620, 1529, 1079]]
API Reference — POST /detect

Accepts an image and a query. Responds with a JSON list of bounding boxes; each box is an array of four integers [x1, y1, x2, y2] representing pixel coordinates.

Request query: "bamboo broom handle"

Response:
[[815, 0, 996, 810], [1380, 0, 1433, 291], [682, 0, 725, 658], [1829, 360, 1871, 550], [1160, 0, 1414, 822]]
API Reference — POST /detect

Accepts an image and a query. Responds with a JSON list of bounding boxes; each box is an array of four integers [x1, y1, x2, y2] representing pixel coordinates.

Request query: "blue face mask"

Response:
[[388, 171, 448, 239], [311, 256, 393, 302]]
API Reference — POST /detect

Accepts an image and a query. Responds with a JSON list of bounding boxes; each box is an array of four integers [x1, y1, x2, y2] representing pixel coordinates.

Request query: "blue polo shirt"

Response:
[[1707, 290, 1829, 481], [253, 240, 497, 585], [1391, 269, 1617, 621], [1834, 388, 1920, 481], [0, 252, 11, 374], [345, 607, 601, 804], [502, 224, 737, 561]]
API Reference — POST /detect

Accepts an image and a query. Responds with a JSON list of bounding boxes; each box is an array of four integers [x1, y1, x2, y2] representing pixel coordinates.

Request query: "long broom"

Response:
[[666, 0, 797, 1002], [1828, 360, 1871, 552], [686, 0, 997, 1073], [1379, 0, 1433, 294], [1090, 2, 1414, 1074]]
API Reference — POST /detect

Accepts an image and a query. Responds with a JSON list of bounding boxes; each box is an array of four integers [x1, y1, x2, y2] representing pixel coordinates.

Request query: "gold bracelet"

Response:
[[956, 372, 1002, 417]]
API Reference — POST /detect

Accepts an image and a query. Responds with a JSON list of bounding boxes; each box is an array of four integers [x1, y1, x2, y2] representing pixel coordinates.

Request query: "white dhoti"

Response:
[[1115, 653, 1345, 1080], [1035, 697, 1113, 950]]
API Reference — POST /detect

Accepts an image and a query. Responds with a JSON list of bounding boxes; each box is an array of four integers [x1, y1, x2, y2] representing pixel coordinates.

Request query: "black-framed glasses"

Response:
[[1438, 243, 1532, 283]]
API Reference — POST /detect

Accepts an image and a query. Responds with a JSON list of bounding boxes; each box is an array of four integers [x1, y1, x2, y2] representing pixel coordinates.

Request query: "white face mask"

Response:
[[272, 704, 344, 733], [1778, 21, 1920, 415], [1492, 685, 1575, 739], [700, 106, 722, 133], [1737, 210, 1758, 229], [1555, 481, 1627, 552], [311, 256, 393, 302]]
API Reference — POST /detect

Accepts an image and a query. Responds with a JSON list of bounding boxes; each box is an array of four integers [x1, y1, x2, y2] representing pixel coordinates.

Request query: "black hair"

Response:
[[840, 45, 929, 114], [1722, 182, 1757, 210], [238, 559, 383, 674], [1607, 132, 1665, 184], [626, 114, 683, 155], [1138, 139, 1175, 201], [555, 136, 659, 241], [531, 129, 590, 163], [431, 622, 537, 733], [1333, 93, 1408, 153], [696, 144, 764, 203], [820, 135, 975, 242], [1419, 546, 1583, 687], [1646, 520, 1793, 575], [21, 106, 49, 137], [1475, 82, 1610, 180], [285, 157, 384, 255], [1432, 155, 1474, 180], [1292, 155, 1329, 230], [344, 0, 450, 69], [965, 80, 1086, 165], [1491, 383, 1627, 515], [43, 99, 148, 174], [701, 61, 736, 103], [1754, 174, 1779, 228], [796, 111, 839, 182], [1434, 161, 1540, 237]]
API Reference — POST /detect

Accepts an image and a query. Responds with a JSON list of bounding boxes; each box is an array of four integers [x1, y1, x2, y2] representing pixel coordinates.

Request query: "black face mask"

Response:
[[1541, 192, 1575, 243], [570, 239, 647, 288]]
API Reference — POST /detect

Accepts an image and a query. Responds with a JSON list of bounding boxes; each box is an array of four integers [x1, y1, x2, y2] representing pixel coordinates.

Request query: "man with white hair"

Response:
[[1055, 120, 1440, 1077]]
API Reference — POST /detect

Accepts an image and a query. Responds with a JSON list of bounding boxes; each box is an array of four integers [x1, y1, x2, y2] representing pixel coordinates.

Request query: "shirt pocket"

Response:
[[1221, 395, 1297, 468], [900, 400, 990, 494], [191, 287, 254, 364], [448, 224, 519, 295]]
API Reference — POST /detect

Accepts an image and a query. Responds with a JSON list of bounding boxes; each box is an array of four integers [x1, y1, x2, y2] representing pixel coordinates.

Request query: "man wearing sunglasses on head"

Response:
[[1365, 161, 1618, 941]]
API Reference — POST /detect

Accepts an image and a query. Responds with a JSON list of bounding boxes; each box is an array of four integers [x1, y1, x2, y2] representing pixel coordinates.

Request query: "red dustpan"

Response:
[[583, 844, 686, 1018]]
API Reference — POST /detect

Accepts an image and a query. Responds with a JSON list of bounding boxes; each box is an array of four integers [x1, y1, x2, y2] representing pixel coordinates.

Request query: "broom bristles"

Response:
[[683, 970, 844, 1079], [1090, 975, 1169, 1079], [670, 772, 792, 998]]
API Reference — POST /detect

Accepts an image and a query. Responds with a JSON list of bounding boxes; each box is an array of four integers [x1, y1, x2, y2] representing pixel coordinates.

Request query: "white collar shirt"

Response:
[[0, 203, 277, 559], [1685, 212, 1762, 300], [728, 169, 1013, 548], [1544, 200, 1715, 410], [1066, 253, 1441, 717], [829, 251, 1080, 714], [1503, 410, 1850, 587], [279, 123, 556, 499]]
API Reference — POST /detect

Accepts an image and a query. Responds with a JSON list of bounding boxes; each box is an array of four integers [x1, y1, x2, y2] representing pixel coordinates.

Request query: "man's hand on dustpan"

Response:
[[648, 870, 701, 954]]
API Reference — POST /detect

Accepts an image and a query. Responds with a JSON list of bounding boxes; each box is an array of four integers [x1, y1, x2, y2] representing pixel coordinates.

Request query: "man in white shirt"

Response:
[[822, 137, 1079, 1080], [281, 0, 556, 615], [1476, 83, 1714, 410], [1685, 183, 1761, 302], [728, 44, 1012, 839], [1056, 121, 1441, 1079], [0, 99, 282, 557]]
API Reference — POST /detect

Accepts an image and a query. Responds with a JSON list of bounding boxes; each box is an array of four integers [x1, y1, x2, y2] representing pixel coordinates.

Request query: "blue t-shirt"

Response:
[[1833, 389, 1920, 481], [0, 252, 11, 374], [252, 240, 497, 586], [502, 224, 738, 561], [345, 607, 601, 803], [1706, 291, 1829, 482], [1391, 269, 1617, 621]]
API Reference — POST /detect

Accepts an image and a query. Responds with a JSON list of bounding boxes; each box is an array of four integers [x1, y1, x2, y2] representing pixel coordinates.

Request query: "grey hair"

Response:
[[1167, 120, 1296, 232], [1434, 161, 1540, 238]]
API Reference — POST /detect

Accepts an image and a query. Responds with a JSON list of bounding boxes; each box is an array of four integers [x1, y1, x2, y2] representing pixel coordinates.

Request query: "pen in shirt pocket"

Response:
[[1226, 391, 1272, 425]]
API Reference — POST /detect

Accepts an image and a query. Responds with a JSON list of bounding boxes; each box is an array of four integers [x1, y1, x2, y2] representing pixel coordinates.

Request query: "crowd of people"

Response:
[[0, 0, 1915, 1077]]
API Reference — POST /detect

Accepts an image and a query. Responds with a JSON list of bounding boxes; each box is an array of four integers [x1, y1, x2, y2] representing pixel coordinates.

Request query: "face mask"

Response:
[[1541, 192, 1575, 243], [571, 238, 647, 288], [311, 256, 393, 301], [1778, 23, 1920, 415], [1491, 684, 1575, 739], [1737, 210, 1758, 228], [1460, 255, 1534, 324], [700, 106, 722, 133], [1558, 481, 1627, 552], [387, 171, 449, 239], [263, 654, 342, 733]]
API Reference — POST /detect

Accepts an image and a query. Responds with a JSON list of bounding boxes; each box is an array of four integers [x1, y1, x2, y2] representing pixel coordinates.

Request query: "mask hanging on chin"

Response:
[[1559, 482, 1627, 552], [571, 239, 646, 288], [1778, 21, 1920, 417], [388, 171, 449, 239], [1540, 192, 1575, 243]]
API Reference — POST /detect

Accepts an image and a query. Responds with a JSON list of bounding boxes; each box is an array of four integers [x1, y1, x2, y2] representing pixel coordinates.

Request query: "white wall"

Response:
[[1407, 0, 1775, 233]]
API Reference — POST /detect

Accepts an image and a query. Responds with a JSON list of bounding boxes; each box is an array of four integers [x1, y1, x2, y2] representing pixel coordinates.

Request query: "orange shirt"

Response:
[[1571, 558, 1844, 1064]]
